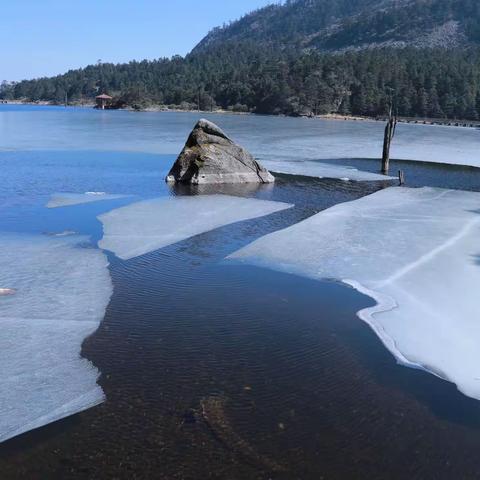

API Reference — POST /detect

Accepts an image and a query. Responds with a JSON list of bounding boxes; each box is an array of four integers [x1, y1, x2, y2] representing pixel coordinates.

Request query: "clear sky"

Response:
[[1, 0, 277, 82]]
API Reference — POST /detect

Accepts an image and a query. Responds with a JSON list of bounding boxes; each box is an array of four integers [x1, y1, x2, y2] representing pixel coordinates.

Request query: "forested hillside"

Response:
[[196, 0, 480, 52], [2, 0, 480, 120]]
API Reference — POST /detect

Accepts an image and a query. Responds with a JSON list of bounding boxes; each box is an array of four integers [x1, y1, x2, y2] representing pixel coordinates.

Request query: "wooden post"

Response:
[[382, 105, 397, 175], [398, 170, 405, 186]]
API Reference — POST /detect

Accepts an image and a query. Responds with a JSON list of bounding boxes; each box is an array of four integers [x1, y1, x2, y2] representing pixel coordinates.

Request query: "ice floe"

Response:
[[47, 192, 128, 208], [98, 195, 293, 260], [230, 187, 480, 400], [262, 160, 395, 182], [0, 234, 112, 443]]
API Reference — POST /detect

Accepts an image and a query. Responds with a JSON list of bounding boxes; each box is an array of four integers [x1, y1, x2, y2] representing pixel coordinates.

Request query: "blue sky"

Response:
[[1, 0, 277, 82]]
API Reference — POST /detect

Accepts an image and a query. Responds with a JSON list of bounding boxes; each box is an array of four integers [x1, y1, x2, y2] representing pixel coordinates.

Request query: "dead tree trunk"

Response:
[[382, 106, 397, 175]]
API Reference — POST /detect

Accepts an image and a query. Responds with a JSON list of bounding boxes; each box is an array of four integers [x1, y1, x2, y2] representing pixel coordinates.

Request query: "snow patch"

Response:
[[0, 234, 112, 443], [98, 195, 293, 260], [230, 187, 480, 400]]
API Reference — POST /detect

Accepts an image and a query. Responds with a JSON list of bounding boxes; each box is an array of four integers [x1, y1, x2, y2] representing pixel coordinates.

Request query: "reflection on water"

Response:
[[1, 113, 480, 478]]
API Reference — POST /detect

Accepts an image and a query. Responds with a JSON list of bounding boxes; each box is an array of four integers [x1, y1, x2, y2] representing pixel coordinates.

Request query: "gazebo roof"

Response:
[[96, 94, 113, 100]]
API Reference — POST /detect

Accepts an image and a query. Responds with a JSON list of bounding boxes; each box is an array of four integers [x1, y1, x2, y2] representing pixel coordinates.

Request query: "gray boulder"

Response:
[[166, 119, 275, 185]]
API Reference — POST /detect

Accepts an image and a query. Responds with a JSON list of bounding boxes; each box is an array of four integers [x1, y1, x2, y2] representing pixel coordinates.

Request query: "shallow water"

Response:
[[1, 107, 480, 479]]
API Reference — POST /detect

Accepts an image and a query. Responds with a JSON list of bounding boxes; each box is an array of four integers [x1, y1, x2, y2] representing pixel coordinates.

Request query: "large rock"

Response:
[[166, 119, 275, 185]]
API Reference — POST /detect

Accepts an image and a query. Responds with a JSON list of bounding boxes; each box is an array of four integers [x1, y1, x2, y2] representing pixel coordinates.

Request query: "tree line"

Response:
[[2, 44, 480, 120]]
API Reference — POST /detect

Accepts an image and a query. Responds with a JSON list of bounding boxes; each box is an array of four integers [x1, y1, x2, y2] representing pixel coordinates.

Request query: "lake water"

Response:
[[1, 105, 479, 167], [1, 106, 480, 479]]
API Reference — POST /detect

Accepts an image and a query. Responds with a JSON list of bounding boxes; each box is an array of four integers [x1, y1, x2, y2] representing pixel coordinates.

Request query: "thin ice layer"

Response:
[[0, 234, 113, 443], [98, 195, 293, 260], [230, 187, 480, 400], [262, 160, 395, 182], [47, 192, 128, 208]]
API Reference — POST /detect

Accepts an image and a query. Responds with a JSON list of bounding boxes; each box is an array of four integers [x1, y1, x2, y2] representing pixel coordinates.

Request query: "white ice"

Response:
[[3, 109, 479, 168], [262, 159, 395, 182], [0, 234, 113, 443], [98, 195, 293, 260], [230, 187, 480, 400], [47, 192, 128, 208]]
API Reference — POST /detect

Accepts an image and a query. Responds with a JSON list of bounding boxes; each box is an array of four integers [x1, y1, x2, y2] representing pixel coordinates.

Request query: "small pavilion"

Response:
[[95, 93, 113, 110]]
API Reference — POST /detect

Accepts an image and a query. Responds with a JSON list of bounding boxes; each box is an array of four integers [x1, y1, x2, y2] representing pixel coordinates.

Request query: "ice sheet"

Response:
[[3, 109, 479, 168], [230, 187, 480, 400], [47, 192, 128, 208], [0, 234, 113, 443], [98, 195, 293, 260], [262, 160, 395, 182]]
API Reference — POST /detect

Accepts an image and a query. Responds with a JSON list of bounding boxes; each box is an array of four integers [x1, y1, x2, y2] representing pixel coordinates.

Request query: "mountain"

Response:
[[2, 0, 480, 120], [194, 0, 480, 53]]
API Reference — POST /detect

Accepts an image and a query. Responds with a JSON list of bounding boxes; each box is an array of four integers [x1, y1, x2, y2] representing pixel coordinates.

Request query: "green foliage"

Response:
[[3, 45, 480, 120]]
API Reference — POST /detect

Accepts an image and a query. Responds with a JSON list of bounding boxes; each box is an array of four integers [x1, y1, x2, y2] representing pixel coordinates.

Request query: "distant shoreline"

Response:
[[316, 113, 480, 129], [2, 100, 480, 129]]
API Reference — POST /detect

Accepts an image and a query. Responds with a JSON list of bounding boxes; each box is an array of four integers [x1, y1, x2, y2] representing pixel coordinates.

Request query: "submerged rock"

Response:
[[200, 396, 284, 472], [166, 119, 275, 184]]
